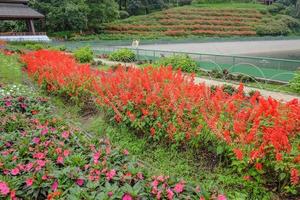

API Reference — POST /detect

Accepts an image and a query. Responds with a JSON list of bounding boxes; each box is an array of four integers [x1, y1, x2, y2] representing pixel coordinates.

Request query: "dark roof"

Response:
[[0, 0, 28, 4], [0, 3, 44, 20]]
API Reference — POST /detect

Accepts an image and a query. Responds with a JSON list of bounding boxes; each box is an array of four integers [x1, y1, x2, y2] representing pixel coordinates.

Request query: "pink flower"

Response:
[[55, 148, 62, 154], [151, 180, 159, 187], [93, 152, 100, 164], [32, 137, 40, 144], [10, 190, 16, 199], [167, 188, 174, 200], [41, 128, 48, 135], [106, 169, 116, 181], [123, 149, 129, 155], [51, 181, 58, 191], [122, 194, 133, 200], [137, 172, 144, 180], [76, 179, 84, 186], [33, 152, 45, 159], [57, 156, 64, 164], [11, 168, 20, 176], [174, 182, 184, 193], [63, 149, 70, 157], [42, 175, 48, 180], [217, 194, 227, 200], [26, 178, 34, 186], [0, 181, 10, 196], [5, 101, 12, 107], [108, 191, 113, 197], [61, 131, 69, 139], [36, 159, 46, 167]]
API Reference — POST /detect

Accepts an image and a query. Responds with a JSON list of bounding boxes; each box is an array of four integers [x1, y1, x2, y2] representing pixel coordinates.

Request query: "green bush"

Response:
[[73, 46, 94, 63], [276, 15, 300, 30], [109, 48, 136, 62], [256, 15, 300, 36], [24, 43, 46, 50], [256, 19, 290, 36], [155, 54, 199, 73], [267, 3, 285, 14], [289, 70, 300, 93]]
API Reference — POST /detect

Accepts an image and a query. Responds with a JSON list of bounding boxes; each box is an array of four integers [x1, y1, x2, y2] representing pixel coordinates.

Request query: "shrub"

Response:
[[73, 46, 94, 63], [109, 48, 136, 62], [267, 3, 285, 14], [290, 70, 300, 92], [256, 19, 290, 35], [24, 43, 45, 51], [155, 54, 199, 73]]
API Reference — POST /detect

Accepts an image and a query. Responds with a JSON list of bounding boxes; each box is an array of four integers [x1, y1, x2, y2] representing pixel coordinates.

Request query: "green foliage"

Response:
[[74, 46, 94, 63], [289, 70, 300, 92], [24, 43, 45, 51], [0, 53, 22, 84], [0, 20, 26, 32], [256, 18, 291, 36], [119, 10, 130, 19], [109, 48, 136, 62], [155, 54, 199, 73], [30, 0, 89, 32], [87, 0, 120, 31], [256, 14, 300, 36]]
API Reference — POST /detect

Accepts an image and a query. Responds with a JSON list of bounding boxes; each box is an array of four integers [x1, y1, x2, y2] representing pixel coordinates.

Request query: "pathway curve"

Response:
[[97, 58, 300, 102]]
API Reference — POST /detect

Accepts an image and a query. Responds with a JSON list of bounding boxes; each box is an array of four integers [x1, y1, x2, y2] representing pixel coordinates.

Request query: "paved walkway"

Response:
[[97, 58, 300, 102], [127, 39, 300, 56]]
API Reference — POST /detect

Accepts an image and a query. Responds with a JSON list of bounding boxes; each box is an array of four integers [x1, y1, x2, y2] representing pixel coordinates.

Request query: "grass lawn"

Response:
[[0, 53, 23, 84]]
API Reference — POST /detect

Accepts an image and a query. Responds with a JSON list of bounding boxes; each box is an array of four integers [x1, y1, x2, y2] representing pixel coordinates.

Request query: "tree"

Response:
[[29, 0, 89, 32], [86, 0, 119, 31]]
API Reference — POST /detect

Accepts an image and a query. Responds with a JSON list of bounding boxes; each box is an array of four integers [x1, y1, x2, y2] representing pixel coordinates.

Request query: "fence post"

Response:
[[153, 50, 156, 61]]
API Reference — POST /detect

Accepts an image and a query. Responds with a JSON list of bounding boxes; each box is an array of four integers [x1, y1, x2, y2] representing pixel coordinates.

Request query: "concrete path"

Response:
[[97, 58, 300, 102], [194, 77, 300, 102], [127, 39, 300, 57]]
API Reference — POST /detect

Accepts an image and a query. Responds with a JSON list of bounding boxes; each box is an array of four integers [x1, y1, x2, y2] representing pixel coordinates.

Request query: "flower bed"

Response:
[[0, 84, 212, 199], [104, 7, 263, 37], [21, 50, 300, 196]]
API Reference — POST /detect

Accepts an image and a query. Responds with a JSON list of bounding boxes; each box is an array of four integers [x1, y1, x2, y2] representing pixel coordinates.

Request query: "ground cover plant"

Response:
[[0, 83, 217, 199], [20, 49, 300, 198]]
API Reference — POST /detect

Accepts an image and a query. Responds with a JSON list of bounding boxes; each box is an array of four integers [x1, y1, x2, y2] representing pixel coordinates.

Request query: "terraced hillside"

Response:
[[104, 6, 266, 37]]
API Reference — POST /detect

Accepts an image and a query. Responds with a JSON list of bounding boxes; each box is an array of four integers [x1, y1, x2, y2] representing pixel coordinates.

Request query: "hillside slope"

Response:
[[104, 5, 267, 37]]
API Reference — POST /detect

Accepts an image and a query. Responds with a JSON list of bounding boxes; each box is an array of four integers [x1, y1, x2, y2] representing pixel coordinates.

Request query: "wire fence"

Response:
[[93, 46, 300, 83]]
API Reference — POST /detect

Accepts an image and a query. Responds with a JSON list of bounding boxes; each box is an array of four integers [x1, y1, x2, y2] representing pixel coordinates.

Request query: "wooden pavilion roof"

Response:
[[0, 1, 44, 20]]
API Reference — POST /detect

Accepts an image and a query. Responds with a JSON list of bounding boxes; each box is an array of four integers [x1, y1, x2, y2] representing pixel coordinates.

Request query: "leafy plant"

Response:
[[155, 54, 199, 73], [73, 46, 94, 63], [109, 48, 136, 62], [290, 70, 300, 92]]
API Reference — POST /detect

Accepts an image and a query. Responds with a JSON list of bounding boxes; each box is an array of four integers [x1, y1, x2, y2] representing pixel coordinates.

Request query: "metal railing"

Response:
[[94, 46, 300, 83], [0, 32, 47, 36]]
